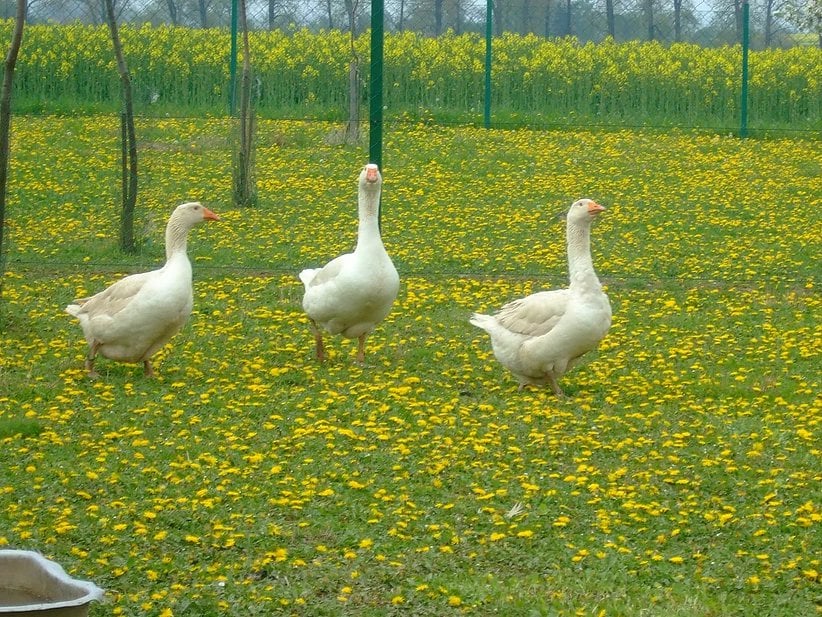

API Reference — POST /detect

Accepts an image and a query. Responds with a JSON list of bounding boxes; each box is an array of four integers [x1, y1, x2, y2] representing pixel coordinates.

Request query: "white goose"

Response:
[[299, 163, 399, 363], [66, 201, 220, 377], [470, 198, 611, 396]]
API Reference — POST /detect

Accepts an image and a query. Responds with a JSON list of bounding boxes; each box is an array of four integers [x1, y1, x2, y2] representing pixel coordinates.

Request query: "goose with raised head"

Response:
[[299, 163, 399, 363], [66, 201, 220, 378], [470, 198, 611, 396]]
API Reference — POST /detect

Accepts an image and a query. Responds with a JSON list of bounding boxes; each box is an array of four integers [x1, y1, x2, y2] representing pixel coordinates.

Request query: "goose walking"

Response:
[[66, 201, 220, 378], [299, 164, 399, 363], [470, 199, 611, 396]]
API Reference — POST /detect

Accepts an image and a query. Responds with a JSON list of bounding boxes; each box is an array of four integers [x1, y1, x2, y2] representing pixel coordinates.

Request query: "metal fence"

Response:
[[11, 0, 821, 49]]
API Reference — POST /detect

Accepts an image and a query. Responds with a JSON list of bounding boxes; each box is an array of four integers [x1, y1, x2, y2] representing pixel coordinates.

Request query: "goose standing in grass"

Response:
[[299, 163, 399, 363], [65, 201, 220, 378], [470, 198, 611, 396]]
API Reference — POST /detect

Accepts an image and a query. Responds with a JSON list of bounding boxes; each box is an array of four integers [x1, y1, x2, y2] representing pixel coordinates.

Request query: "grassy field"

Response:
[[0, 116, 820, 616]]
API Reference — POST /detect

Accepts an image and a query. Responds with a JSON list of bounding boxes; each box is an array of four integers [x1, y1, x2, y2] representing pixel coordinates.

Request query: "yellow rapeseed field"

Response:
[[2, 21, 820, 129]]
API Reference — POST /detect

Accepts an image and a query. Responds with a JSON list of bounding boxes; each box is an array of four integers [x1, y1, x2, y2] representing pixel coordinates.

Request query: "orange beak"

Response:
[[365, 164, 379, 182], [202, 207, 220, 221], [588, 201, 605, 214]]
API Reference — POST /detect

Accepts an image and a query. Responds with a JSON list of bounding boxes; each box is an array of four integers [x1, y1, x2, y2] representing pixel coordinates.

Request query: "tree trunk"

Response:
[[344, 0, 360, 142], [673, 0, 682, 41], [435, 0, 444, 35], [544, 0, 552, 37], [522, 0, 531, 34], [0, 0, 26, 302], [199, 0, 208, 28], [346, 60, 360, 142], [764, 0, 775, 46], [104, 0, 138, 254], [733, 0, 742, 42], [166, 0, 179, 25], [327, 0, 333, 29], [644, 0, 655, 40], [494, 0, 504, 36], [564, 0, 571, 36], [233, 0, 257, 207], [606, 0, 615, 38]]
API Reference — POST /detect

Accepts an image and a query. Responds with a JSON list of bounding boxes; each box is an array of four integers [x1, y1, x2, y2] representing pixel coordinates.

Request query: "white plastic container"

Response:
[[0, 550, 103, 616]]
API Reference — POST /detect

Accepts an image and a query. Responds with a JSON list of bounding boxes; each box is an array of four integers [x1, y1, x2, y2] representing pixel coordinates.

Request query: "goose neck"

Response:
[[165, 219, 190, 260], [356, 190, 382, 246], [566, 221, 595, 280]]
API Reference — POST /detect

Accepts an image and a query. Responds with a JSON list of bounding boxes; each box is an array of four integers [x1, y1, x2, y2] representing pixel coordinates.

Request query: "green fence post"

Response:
[[369, 0, 384, 171], [229, 0, 238, 116], [484, 0, 493, 128], [740, 0, 749, 137]]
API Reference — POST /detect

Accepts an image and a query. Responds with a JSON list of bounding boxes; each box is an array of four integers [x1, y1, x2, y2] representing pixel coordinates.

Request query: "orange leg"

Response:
[[356, 334, 367, 364], [310, 320, 326, 362], [143, 359, 156, 378], [548, 374, 565, 398], [85, 341, 101, 379]]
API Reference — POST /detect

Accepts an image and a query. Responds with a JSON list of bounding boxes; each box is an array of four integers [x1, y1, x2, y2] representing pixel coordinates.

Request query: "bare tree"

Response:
[[104, 0, 138, 253], [78, 0, 107, 24], [166, 0, 179, 24], [343, 0, 361, 142], [673, 0, 683, 40], [435, 0, 444, 33], [232, 0, 257, 207], [494, 0, 505, 34], [733, 0, 743, 41], [0, 0, 26, 302], [544, 0, 552, 36], [764, 0, 776, 44], [522, 0, 532, 33], [268, 0, 280, 29], [454, 0, 465, 33], [644, 0, 655, 39], [606, 0, 616, 37]]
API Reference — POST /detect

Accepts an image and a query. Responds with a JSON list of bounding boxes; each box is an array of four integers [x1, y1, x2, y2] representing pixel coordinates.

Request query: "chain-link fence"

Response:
[[2, 0, 819, 133], [13, 0, 821, 49]]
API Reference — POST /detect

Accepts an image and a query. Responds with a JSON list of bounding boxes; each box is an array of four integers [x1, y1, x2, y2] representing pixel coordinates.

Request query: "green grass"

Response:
[[0, 418, 44, 439], [0, 116, 820, 616]]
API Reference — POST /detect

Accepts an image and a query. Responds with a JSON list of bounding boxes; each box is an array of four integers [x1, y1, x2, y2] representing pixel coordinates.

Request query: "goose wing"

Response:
[[493, 289, 569, 337], [301, 253, 352, 289], [71, 271, 155, 319]]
